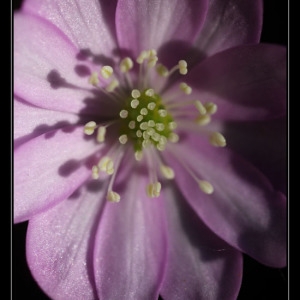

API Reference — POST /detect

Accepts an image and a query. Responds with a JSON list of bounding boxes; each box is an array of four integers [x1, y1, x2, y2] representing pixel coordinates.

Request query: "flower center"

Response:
[[118, 88, 177, 153], [84, 49, 226, 202]]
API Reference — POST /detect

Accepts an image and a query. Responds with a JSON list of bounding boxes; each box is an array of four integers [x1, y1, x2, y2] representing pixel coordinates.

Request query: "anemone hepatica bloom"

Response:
[[14, 0, 287, 299]]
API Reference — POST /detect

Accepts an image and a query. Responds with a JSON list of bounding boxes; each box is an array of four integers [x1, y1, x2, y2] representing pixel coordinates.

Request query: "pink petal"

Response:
[[223, 117, 287, 194], [115, 0, 208, 58], [163, 132, 286, 267], [93, 171, 167, 299], [14, 13, 96, 114], [14, 97, 79, 147], [14, 126, 102, 223], [160, 185, 243, 300], [177, 44, 286, 121], [22, 0, 117, 55], [26, 182, 107, 300], [194, 0, 263, 57]]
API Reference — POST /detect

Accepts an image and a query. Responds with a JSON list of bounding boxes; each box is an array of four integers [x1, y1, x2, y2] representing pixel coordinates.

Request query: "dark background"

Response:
[[12, 0, 288, 299]]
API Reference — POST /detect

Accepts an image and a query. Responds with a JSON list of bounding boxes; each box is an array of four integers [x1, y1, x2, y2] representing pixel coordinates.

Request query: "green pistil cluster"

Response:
[[119, 89, 177, 152]]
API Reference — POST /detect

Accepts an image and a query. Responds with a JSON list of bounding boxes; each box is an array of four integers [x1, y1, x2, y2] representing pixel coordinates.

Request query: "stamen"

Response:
[[158, 109, 167, 117], [100, 66, 114, 79], [169, 132, 179, 143], [120, 57, 133, 73], [98, 156, 114, 175], [147, 102, 156, 110], [119, 134, 128, 144], [179, 82, 192, 95], [204, 102, 218, 114], [128, 120, 136, 129], [88, 72, 99, 86], [107, 190, 121, 202], [97, 126, 106, 142], [209, 132, 226, 147], [196, 115, 211, 126], [137, 115, 143, 122], [135, 150, 143, 161], [140, 108, 148, 115], [198, 180, 214, 194], [120, 109, 128, 119], [131, 89, 141, 98], [156, 64, 169, 77], [145, 89, 155, 97], [194, 100, 207, 115], [131, 99, 140, 109], [84, 121, 97, 135], [106, 79, 119, 92], [178, 60, 188, 75], [146, 181, 161, 198], [136, 50, 148, 64], [92, 166, 100, 179], [160, 164, 175, 179]]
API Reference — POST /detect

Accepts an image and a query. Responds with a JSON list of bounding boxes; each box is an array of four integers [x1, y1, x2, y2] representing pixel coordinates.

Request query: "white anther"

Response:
[[137, 50, 148, 64], [168, 121, 177, 130], [88, 72, 99, 86], [158, 109, 167, 117], [84, 121, 97, 135], [209, 132, 226, 147], [147, 102, 156, 110], [198, 180, 214, 194], [148, 49, 157, 57], [146, 128, 155, 136], [145, 89, 155, 97], [120, 109, 128, 119], [97, 126, 106, 142], [152, 132, 161, 142], [98, 156, 114, 175], [147, 120, 155, 127], [148, 55, 158, 68], [120, 57, 133, 73], [128, 120, 136, 129], [136, 130, 143, 138], [159, 136, 167, 145], [196, 115, 211, 126], [204, 102, 218, 115], [105, 160, 114, 175], [156, 64, 169, 77], [140, 108, 148, 115], [146, 182, 161, 198], [178, 60, 188, 75], [131, 99, 140, 109], [135, 151, 143, 161], [119, 134, 128, 144], [142, 139, 151, 148], [156, 144, 166, 151], [179, 82, 192, 95], [137, 115, 143, 122], [106, 79, 119, 92], [155, 123, 165, 131], [92, 165, 100, 179], [160, 165, 175, 179], [143, 131, 150, 140], [169, 132, 179, 143], [194, 100, 207, 115], [107, 190, 120, 202], [100, 66, 114, 79], [131, 89, 141, 98], [140, 122, 148, 130]]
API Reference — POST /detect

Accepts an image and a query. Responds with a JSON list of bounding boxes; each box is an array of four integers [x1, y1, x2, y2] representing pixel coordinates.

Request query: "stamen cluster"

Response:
[[84, 49, 226, 202]]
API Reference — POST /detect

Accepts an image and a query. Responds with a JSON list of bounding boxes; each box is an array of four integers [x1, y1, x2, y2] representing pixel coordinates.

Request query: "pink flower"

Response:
[[14, 0, 286, 299]]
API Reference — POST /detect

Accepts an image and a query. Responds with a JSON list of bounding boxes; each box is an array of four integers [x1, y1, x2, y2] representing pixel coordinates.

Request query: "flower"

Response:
[[14, 0, 286, 299]]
